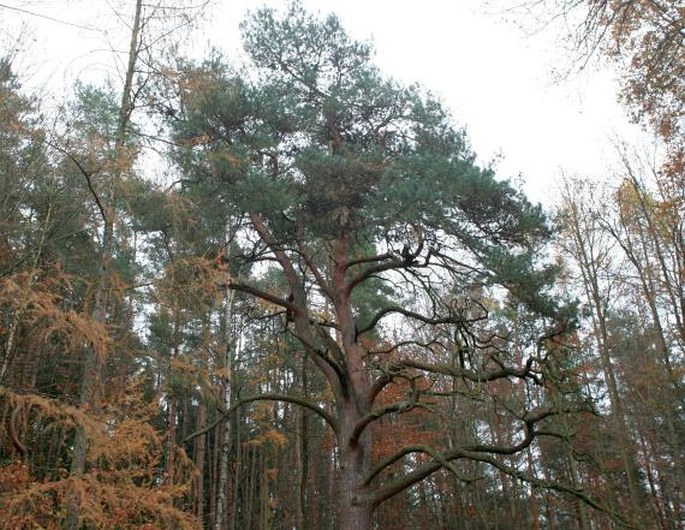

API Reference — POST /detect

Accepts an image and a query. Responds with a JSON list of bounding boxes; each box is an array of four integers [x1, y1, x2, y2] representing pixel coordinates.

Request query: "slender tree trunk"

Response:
[[209, 421, 219, 527], [297, 357, 310, 530], [259, 448, 270, 530], [638, 428, 666, 530], [325, 432, 335, 527], [0, 202, 52, 385], [229, 407, 241, 530], [64, 3, 143, 527], [165, 387, 178, 486], [566, 200, 645, 522], [215, 285, 235, 530], [64, 212, 114, 530], [609, 198, 685, 514], [164, 314, 181, 487], [246, 444, 257, 529], [194, 399, 207, 522]]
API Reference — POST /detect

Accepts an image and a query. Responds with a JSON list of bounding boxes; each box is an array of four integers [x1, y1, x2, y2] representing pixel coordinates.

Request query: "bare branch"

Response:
[[184, 393, 339, 444]]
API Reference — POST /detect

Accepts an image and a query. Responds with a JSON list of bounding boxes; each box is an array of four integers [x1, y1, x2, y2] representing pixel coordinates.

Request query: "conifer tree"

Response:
[[171, 4, 587, 529]]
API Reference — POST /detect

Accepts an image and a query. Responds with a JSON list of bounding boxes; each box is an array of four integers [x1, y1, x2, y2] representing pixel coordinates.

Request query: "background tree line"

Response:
[[0, 1, 682, 529]]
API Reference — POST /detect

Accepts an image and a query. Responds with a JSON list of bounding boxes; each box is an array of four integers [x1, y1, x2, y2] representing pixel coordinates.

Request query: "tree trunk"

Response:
[[194, 400, 207, 522], [566, 197, 645, 521], [229, 408, 241, 530], [215, 285, 236, 530], [337, 399, 373, 530], [338, 461, 373, 530], [165, 386, 178, 486], [63, 2, 143, 528], [297, 357, 310, 530], [64, 212, 113, 530]]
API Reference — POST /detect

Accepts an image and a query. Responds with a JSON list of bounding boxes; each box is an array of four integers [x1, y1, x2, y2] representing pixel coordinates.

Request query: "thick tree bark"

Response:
[[338, 399, 374, 530], [330, 234, 376, 530]]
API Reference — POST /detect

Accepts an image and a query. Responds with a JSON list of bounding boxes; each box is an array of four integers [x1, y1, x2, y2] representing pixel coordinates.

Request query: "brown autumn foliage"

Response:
[[0, 382, 198, 530], [1, 2, 683, 528]]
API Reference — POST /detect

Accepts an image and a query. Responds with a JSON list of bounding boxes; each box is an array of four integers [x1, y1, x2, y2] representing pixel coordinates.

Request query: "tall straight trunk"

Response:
[[246, 444, 257, 529], [627, 224, 685, 503], [298, 357, 310, 530], [64, 2, 143, 528], [566, 446, 589, 530], [627, 171, 685, 347], [259, 448, 270, 530], [611, 195, 685, 510], [637, 428, 667, 530], [193, 321, 213, 522], [165, 392, 178, 484], [214, 285, 235, 530], [546, 494, 557, 530], [165, 316, 181, 486], [209, 421, 219, 527], [229, 407, 241, 530], [566, 200, 644, 521], [325, 432, 335, 526], [194, 400, 207, 522], [64, 212, 114, 530]]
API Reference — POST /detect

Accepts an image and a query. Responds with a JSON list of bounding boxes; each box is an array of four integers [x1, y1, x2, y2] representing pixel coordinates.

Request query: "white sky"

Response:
[[1, 0, 645, 205]]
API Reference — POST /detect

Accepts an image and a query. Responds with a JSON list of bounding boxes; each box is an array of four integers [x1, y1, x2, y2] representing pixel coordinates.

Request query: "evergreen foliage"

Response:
[[0, 2, 682, 529]]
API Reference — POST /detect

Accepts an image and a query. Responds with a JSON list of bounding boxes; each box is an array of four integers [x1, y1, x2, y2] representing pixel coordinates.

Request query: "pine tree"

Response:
[[171, 4, 584, 529]]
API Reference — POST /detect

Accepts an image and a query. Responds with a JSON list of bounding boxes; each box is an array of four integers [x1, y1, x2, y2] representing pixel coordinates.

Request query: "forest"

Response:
[[0, 1, 683, 529]]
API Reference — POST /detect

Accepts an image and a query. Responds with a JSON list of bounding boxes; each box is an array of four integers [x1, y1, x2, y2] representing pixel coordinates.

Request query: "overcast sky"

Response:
[[1, 0, 645, 204]]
